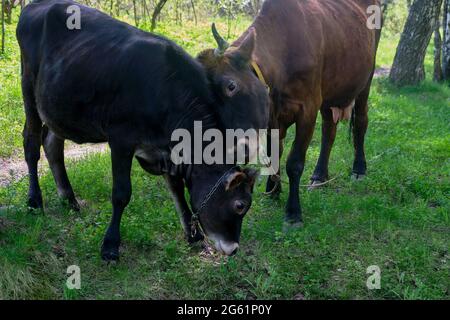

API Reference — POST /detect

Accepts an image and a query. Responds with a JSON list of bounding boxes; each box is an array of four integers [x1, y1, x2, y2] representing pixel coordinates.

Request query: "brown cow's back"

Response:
[[239, 0, 380, 112]]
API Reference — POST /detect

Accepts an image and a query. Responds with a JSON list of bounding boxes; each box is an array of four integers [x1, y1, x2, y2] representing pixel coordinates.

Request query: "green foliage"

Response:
[[383, 0, 410, 37], [0, 13, 22, 157]]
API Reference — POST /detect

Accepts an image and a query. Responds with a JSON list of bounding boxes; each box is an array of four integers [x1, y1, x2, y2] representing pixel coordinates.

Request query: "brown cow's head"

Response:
[[197, 24, 269, 133]]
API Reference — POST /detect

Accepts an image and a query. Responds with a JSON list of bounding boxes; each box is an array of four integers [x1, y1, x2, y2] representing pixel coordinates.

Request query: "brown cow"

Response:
[[198, 0, 382, 225]]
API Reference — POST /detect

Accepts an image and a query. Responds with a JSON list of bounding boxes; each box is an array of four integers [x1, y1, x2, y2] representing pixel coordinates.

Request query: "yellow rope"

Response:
[[251, 61, 270, 93]]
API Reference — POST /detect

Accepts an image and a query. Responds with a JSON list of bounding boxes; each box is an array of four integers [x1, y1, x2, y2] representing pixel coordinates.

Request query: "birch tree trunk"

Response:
[[443, 0, 450, 79], [434, 18, 444, 81], [390, 0, 443, 86]]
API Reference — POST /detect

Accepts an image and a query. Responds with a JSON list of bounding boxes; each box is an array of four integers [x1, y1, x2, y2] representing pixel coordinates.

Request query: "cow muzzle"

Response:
[[216, 240, 239, 256]]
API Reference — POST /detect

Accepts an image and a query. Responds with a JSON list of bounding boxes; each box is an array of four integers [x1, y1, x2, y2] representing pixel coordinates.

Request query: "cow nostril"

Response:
[[219, 241, 239, 256]]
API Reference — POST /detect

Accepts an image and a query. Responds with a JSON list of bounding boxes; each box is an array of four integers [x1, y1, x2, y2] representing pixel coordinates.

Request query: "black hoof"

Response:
[[101, 239, 120, 261], [27, 195, 43, 210], [310, 172, 328, 183], [70, 202, 81, 212], [282, 221, 304, 233], [352, 161, 367, 178], [101, 247, 120, 262], [60, 197, 81, 212], [67, 198, 81, 212], [351, 173, 366, 180], [59, 192, 81, 211], [265, 175, 282, 197], [284, 204, 302, 228]]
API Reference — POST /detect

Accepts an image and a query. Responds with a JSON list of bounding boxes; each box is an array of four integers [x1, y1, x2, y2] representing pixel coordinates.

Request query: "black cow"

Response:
[[16, 0, 267, 259]]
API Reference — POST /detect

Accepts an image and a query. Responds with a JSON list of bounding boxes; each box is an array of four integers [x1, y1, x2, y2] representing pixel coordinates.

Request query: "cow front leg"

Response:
[[43, 127, 80, 211], [101, 142, 134, 261], [22, 83, 43, 209], [285, 111, 317, 227], [164, 175, 204, 243], [311, 107, 337, 186]]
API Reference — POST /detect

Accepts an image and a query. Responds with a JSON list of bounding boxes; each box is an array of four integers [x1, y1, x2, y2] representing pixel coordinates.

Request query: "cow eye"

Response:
[[234, 200, 246, 214], [224, 80, 238, 97]]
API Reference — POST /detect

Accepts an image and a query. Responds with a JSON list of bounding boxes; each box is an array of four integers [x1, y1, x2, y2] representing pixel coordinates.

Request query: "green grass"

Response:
[[0, 14, 23, 157], [0, 10, 449, 299]]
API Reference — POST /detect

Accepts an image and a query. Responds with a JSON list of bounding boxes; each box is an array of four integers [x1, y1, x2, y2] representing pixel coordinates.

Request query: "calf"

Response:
[[17, 0, 267, 259]]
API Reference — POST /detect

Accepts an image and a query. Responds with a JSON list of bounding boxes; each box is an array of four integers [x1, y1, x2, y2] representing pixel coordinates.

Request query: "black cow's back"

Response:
[[17, 0, 211, 145]]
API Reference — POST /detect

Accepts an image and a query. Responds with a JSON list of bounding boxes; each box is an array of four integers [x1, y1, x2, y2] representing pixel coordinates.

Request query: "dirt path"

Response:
[[0, 143, 108, 188]]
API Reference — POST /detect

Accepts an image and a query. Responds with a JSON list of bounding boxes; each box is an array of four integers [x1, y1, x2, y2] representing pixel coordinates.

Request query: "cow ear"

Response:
[[228, 28, 256, 63], [224, 171, 246, 191], [196, 49, 217, 70]]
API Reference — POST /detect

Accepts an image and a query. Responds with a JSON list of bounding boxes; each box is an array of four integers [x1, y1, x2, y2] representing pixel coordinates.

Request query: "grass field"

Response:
[[0, 10, 449, 299]]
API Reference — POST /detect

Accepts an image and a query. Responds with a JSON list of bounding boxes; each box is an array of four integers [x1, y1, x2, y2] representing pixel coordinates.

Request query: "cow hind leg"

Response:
[[101, 141, 134, 261], [22, 80, 43, 209], [265, 133, 284, 197], [352, 86, 370, 179], [311, 107, 337, 186], [43, 127, 80, 211]]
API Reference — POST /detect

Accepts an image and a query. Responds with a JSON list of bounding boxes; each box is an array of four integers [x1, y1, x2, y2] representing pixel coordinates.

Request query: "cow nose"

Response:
[[220, 241, 239, 256]]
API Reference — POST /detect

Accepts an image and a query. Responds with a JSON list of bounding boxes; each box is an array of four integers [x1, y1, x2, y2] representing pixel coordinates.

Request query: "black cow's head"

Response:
[[197, 24, 269, 133], [189, 166, 258, 256]]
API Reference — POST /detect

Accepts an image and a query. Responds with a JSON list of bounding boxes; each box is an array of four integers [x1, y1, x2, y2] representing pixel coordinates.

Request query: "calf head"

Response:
[[197, 24, 270, 133], [189, 166, 258, 256]]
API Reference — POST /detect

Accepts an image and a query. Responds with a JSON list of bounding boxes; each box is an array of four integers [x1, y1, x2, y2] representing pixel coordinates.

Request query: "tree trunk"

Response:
[[132, 0, 138, 27], [443, 0, 450, 79], [142, 0, 146, 22], [175, 0, 178, 25], [390, 0, 443, 86], [434, 19, 444, 81], [4, 0, 12, 24], [190, 0, 197, 25], [151, 0, 168, 31], [115, 0, 120, 17], [143, 0, 151, 24]]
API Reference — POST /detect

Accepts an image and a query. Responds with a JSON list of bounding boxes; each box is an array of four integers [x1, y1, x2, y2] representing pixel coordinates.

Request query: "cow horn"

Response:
[[212, 23, 229, 54]]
